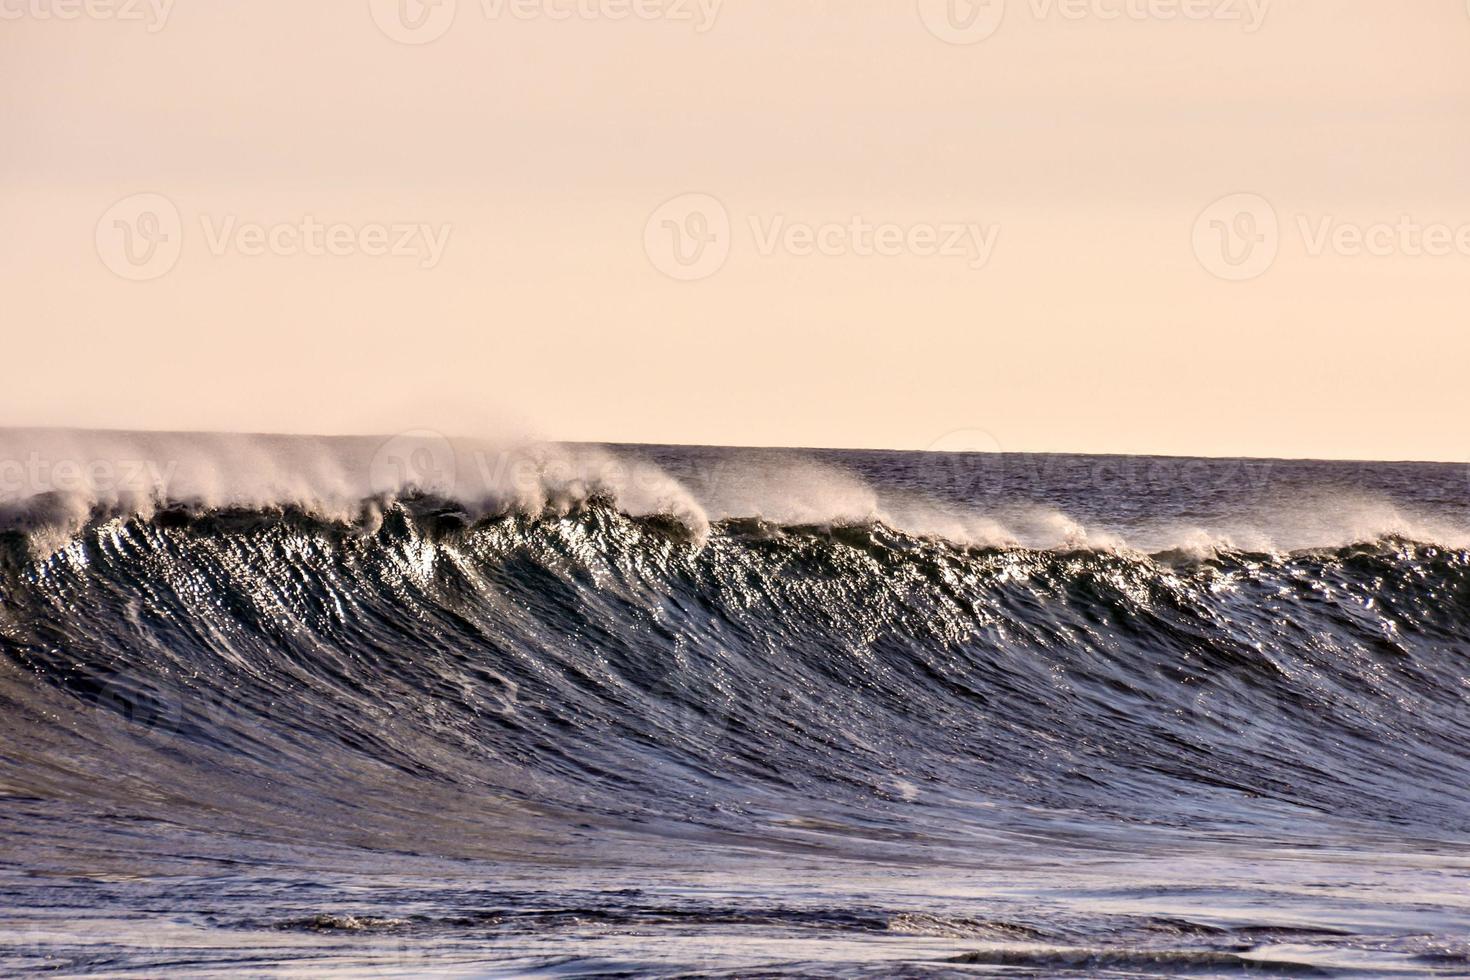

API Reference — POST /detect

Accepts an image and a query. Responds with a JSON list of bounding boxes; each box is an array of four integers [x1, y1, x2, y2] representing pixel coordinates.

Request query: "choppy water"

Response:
[[2, 431, 1469, 976]]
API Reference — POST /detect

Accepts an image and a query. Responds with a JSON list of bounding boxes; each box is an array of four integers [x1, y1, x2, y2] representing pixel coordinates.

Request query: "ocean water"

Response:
[[2, 430, 1469, 977]]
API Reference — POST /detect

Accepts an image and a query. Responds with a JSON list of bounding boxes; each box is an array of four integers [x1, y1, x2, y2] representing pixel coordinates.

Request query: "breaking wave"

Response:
[[3, 454, 1470, 861]]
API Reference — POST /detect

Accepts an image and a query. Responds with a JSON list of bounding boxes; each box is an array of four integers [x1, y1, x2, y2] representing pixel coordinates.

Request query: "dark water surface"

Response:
[[2, 437, 1469, 976]]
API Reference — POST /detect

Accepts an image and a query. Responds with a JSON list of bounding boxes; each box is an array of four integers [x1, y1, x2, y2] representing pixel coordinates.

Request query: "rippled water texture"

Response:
[[2, 434, 1468, 976]]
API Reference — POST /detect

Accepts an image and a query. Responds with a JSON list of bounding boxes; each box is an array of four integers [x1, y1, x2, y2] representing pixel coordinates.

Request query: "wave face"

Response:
[[3, 431, 1470, 976]]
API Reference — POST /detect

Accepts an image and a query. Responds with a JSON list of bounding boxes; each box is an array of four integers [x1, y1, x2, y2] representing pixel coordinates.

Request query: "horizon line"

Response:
[[1, 424, 1461, 468]]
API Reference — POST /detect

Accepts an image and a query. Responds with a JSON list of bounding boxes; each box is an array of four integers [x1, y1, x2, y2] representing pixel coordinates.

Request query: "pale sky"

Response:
[[3, 0, 1468, 460]]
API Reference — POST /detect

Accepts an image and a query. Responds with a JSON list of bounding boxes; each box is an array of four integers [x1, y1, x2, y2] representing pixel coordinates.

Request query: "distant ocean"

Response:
[[2, 430, 1469, 976]]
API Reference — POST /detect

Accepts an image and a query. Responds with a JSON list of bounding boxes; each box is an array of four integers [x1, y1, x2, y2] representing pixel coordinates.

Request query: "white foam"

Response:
[[1, 429, 1466, 556], [0, 428, 710, 544]]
